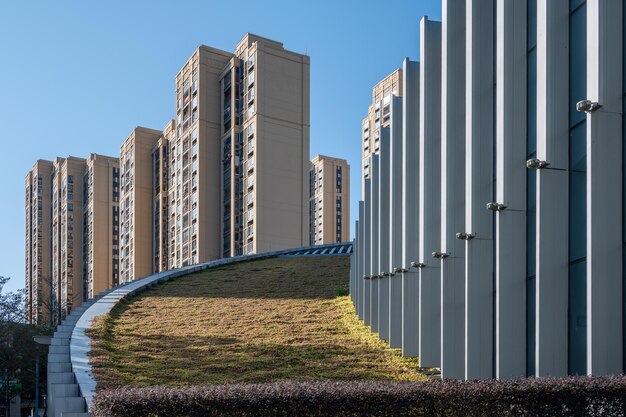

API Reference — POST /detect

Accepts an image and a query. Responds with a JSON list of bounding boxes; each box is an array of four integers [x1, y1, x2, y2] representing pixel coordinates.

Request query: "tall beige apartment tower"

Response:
[[170, 45, 232, 267], [51, 156, 86, 323], [153, 120, 174, 272], [170, 34, 310, 265], [309, 155, 350, 245], [83, 154, 120, 299], [220, 34, 310, 256], [119, 127, 162, 283], [26, 154, 120, 326], [361, 69, 403, 197], [25, 160, 53, 325]]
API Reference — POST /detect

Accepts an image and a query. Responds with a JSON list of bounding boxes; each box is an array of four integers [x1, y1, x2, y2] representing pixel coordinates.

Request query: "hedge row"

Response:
[[91, 376, 626, 417]]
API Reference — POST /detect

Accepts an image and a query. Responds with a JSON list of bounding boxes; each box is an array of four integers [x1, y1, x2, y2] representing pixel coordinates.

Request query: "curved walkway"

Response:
[[47, 243, 352, 417]]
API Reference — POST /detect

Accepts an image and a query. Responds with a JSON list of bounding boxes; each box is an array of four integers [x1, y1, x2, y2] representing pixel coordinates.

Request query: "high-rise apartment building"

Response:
[[170, 45, 232, 268], [119, 127, 162, 284], [25, 33, 312, 324], [153, 120, 174, 272], [309, 155, 350, 245], [25, 160, 53, 325], [51, 156, 86, 323], [26, 154, 120, 325], [83, 154, 120, 299], [361, 69, 403, 197], [222, 34, 310, 256], [169, 34, 309, 266]]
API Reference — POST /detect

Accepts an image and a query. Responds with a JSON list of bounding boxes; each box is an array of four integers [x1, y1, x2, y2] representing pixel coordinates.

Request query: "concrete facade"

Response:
[[350, 0, 626, 379], [418, 17, 442, 368]]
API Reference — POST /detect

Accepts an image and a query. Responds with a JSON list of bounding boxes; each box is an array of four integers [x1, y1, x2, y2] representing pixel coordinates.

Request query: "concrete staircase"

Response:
[[47, 291, 111, 417]]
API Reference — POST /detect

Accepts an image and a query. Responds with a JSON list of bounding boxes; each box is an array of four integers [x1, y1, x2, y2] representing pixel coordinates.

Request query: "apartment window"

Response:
[[336, 166, 342, 193]]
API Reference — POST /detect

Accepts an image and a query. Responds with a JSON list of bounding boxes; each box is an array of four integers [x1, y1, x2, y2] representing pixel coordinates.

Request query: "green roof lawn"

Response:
[[88, 256, 427, 389]]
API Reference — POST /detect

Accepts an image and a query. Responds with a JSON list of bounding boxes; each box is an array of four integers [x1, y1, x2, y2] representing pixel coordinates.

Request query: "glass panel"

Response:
[[527, 0, 537, 50], [569, 123, 586, 173], [525, 9, 538, 376], [568, 260, 587, 375], [526, 168, 536, 272], [567, 2, 587, 376], [623, 96, 626, 242], [570, 0, 585, 12], [569, 4, 587, 127], [623, 4, 626, 371], [527, 48, 537, 158], [526, 276, 536, 376], [569, 171, 586, 262]]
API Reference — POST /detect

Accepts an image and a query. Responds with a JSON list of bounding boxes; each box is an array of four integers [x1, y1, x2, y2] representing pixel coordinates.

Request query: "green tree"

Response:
[[0, 277, 49, 417]]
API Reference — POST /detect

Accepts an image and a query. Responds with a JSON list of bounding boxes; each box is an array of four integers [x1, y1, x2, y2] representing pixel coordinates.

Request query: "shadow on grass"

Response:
[[142, 256, 350, 300]]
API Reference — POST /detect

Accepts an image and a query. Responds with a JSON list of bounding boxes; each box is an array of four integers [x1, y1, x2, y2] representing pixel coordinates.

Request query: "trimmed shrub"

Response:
[[91, 376, 626, 417]]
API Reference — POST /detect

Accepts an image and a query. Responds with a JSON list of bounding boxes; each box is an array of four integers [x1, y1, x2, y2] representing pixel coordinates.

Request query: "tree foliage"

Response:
[[0, 276, 49, 413]]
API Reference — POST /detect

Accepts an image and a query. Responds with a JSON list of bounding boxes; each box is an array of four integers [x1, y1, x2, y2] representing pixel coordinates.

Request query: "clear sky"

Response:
[[0, 0, 441, 293]]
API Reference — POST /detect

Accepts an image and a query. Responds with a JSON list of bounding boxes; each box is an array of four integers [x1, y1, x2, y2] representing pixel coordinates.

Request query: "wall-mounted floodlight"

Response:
[[526, 159, 550, 169], [432, 251, 450, 259], [394, 267, 408, 274], [576, 100, 602, 113], [455, 232, 475, 240], [486, 202, 507, 211], [411, 261, 426, 268]]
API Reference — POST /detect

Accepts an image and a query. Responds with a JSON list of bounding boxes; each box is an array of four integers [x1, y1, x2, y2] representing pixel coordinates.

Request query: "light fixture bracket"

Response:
[[576, 99, 602, 113], [456, 232, 475, 240], [486, 202, 507, 211], [526, 158, 550, 169]]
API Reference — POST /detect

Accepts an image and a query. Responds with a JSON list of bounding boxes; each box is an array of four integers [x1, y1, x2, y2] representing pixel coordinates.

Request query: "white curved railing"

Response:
[[47, 243, 352, 416]]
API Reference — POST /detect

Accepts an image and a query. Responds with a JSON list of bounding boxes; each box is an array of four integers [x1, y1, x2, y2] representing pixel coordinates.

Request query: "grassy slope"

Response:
[[89, 256, 426, 389]]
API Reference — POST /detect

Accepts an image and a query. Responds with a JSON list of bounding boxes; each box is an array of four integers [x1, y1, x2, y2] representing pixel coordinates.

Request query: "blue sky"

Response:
[[0, 0, 441, 293]]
